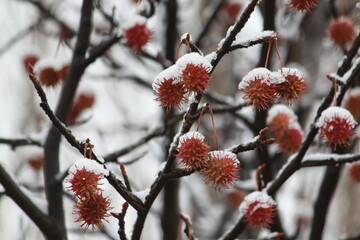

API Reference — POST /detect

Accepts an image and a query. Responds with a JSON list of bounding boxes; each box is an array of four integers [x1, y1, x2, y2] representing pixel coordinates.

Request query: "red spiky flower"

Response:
[[73, 192, 112, 230], [123, 16, 152, 50], [220, 0, 243, 24], [68, 167, 103, 197], [343, 87, 360, 121], [316, 106, 357, 149], [328, 16, 357, 49], [278, 68, 307, 104], [68, 93, 96, 122], [153, 65, 187, 110], [176, 131, 210, 169], [277, 127, 304, 154], [240, 191, 276, 228], [202, 151, 240, 189], [348, 161, 360, 183], [239, 68, 285, 110], [176, 52, 212, 93], [287, 0, 319, 12]]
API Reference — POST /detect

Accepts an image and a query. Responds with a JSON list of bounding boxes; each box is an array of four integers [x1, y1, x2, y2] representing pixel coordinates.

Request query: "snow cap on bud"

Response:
[[328, 16, 357, 49], [202, 151, 240, 189], [278, 68, 307, 104], [73, 192, 112, 230], [316, 106, 357, 149], [176, 131, 210, 169], [239, 68, 285, 110], [176, 52, 212, 93], [287, 0, 319, 12], [343, 87, 360, 121], [153, 65, 187, 110], [123, 15, 152, 50], [240, 191, 276, 228], [348, 161, 360, 183]]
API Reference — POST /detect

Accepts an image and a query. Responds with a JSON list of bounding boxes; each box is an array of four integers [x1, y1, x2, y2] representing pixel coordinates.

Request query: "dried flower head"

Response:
[[176, 131, 210, 169], [153, 65, 187, 110], [349, 161, 360, 183], [123, 16, 152, 50], [68, 93, 96, 122], [328, 16, 357, 49], [343, 87, 360, 121], [287, 0, 319, 12], [176, 53, 212, 93], [202, 151, 240, 189], [73, 192, 112, 230], [239, 68, 285, 110], [316, 106, 357, 149], [278, 68, 307, 104], [240, 191, 276, 228]]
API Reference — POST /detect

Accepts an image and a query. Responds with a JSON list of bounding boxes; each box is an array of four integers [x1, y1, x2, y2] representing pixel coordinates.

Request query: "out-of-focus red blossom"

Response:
[[154, 78, 187, 110], [343, 88, 360, 121], [23, 54, 39, 71], [287, 0, 318, 12], [226, 188, 246, 210], [67, 167, 103, 197], [176, 132, 210, 169], [181, 63, 211, 93], [123, 22, 152, 50], [58, 26, 74, 42], [268, 112, 291, 137], [73, 192, 112, 230], [277, 128, 304, 154], [278, 68, 307, 104], [240, 191, 276, 228], [27, 155, 44, 171], [202, 151, 240, 189], [57, 64, 70, 81], [316, 107, 357, 149], [68, 93, 96, 122], [38, 67, 61, 87], [349, 161, 360, 183], [328, 16, 357, 49], [220, 0, 243, 24]]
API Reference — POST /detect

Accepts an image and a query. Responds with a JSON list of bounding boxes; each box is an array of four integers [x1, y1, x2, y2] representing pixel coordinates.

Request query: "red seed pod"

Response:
[[277, 127, 304, 154], [316, 107, 357, 149], [287, 0, 319, 12], [240, 191, 276, 228], [27, 155, 44, 171], [349, 161, 360, 183], [68, 93, 96, 122], [67, 167, 103, 198], [328, 16, 357, 49], [343, 88, 360, 121], [123, 16, 152, 50], [176, 131, 210, 169], [278, 68, 307, 104], [202, 151, 240, 190]]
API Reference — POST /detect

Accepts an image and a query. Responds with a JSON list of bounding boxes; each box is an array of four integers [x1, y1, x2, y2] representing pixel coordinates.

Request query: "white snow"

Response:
[[209, 150, 239, 164], [239, 191, 276, 215], [180, 32, 192, 42], [134, 188, 150, 202], [67, 158, 109, 179], [238, 67, 271, 89], [177, 131, 205, 147], [233, 30, 277, 47], [316, 106, 357, 129], [122, 15, 147, 30], [152, 64, 182, 92], [33, 57, 63, 74], [175, 52, 212, 73], [279, 67, 305, 81], [266, 104, 298, 126]]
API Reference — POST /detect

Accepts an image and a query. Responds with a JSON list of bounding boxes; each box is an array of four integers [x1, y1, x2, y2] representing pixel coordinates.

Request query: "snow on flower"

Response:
[[278, 67, 307, 104], [176, 52, 212, 93], [287, 0, 319, 12], [68, 158, 109, 178], [176, 131, 210, 169], [239, 68, 284, 110], [239, 191, 276, 228], [122, 15, 152, 50], [316, 106, 357, 149], [202, 150, 240, 189]]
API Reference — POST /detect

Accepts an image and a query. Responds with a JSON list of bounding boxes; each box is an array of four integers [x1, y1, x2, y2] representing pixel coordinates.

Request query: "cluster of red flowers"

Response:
[[240, 191, 277, 228], [239, 67, 307, 111], [316, 106, 357, 149], [67, 159, 112, 230], [153, 52, 212, 110], [267, 104, 304, 154], [122, 15, 152, 51], [176, 131, 240, 189]]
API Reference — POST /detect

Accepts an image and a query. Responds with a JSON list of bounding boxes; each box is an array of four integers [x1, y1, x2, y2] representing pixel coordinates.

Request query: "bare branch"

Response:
[[0, 137, 42, 150]]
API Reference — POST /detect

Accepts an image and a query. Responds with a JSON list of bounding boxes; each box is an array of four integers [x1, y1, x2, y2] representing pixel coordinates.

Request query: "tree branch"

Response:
[[0, 137, 42, 150]]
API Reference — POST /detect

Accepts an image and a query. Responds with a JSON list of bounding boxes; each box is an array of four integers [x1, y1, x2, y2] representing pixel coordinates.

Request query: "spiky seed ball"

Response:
[[278, 68, 307, 104], [38, 67, 60, 86], [176, 52, 212, 93], [239, 68, 285, 110], [123, 16, 152, 50], [220, 0, 243, 24], [316, 107, 357, 149], [277, 126, 304, 154], [328, 16, 357, 49], [73, 192, 112, 230], [240, 191, 276, 228], [27, 155, 44, 171], [349, 161, 360, 183], [57, 64, 70, 81], [153, 65, 187, 110], [202, 151, 240, 189], [287, 0, 319, 12], [176, 132, 210, 169], [67, 167, 103, 197], [68, 93, 96, 122], [343, 87, 360, 121]]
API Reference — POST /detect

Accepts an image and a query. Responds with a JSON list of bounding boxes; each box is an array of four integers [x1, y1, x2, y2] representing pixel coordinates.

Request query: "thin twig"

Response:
[[0, 137, 42, 150], [120, 164, 132, 192]]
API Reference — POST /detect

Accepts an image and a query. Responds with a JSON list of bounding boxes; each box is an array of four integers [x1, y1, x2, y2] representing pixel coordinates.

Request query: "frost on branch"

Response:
[[316, 106, 357, 149], [239, 191, 276, 228]]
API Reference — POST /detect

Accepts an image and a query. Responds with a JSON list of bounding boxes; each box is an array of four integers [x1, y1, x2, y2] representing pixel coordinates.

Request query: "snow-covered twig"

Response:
[[301, 153, 360, 168]]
